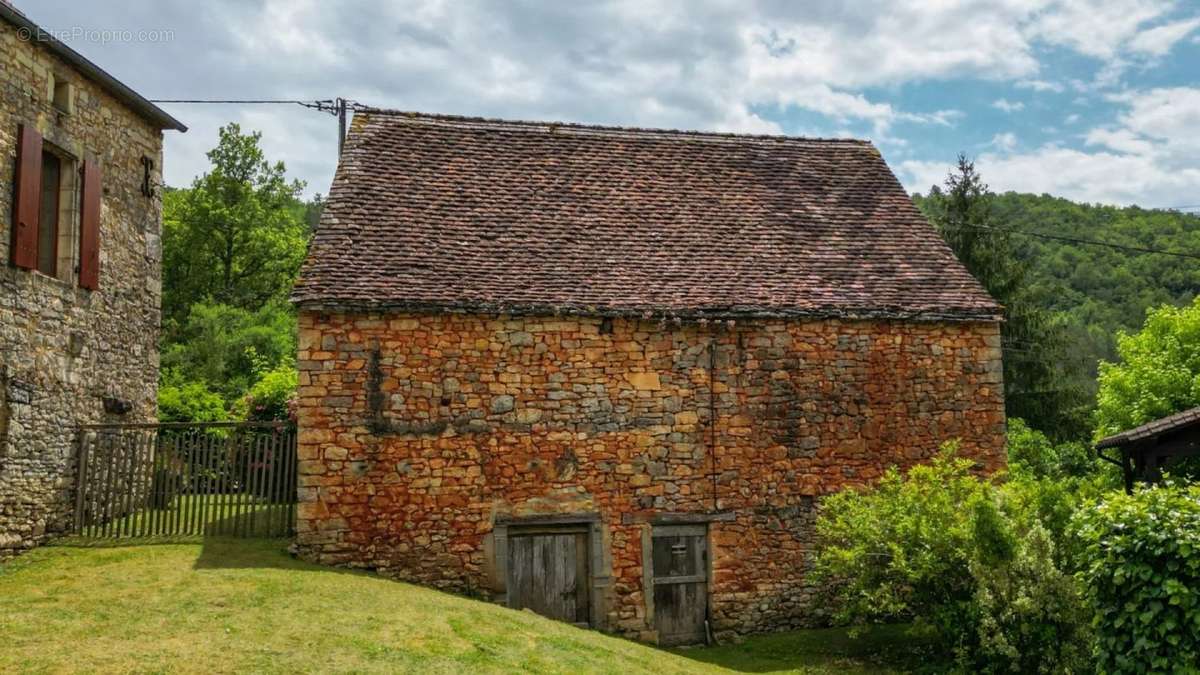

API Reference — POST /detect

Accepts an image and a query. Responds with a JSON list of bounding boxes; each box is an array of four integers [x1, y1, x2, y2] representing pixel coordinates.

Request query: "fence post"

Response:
[[72, 431, 90, 534]]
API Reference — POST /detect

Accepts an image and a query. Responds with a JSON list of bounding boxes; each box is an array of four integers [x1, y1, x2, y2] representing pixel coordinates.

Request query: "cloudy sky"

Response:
[[22, 0, 1200, 208]]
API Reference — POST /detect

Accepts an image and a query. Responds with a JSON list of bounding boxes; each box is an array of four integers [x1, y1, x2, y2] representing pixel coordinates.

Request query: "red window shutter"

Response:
[[79, 159, 102, 290], [11, 124, 42, 269]]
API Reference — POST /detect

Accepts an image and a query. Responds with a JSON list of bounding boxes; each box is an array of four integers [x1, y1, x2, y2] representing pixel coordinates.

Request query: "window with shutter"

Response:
[[40, 143, 81, 284], [11, 124, 42, 270], [37, 151, 62, 276], [79, 159, 101, 290]]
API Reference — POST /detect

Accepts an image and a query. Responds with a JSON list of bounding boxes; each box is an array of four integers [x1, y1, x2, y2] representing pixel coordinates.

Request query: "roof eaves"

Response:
[[0, 5, 187, 132], [289, 297, 1005, 324], [1095, 406, 1200, 448]]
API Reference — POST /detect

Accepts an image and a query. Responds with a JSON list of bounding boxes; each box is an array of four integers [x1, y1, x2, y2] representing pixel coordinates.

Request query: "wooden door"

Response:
[[506, 525, 591, 626], [651, 524, 709, 645]]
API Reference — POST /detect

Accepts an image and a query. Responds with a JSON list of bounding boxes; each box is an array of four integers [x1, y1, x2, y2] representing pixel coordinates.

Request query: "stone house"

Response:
[[291, 111, 1006, 644], [0, 4, 185, 558]]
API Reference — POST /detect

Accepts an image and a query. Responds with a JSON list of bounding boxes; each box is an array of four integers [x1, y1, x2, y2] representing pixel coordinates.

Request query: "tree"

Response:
[[162, 124, 309, 329], [921, 155, 1087, 439], [161, 301, 297, 403], [1095, 297, 1200, 438]]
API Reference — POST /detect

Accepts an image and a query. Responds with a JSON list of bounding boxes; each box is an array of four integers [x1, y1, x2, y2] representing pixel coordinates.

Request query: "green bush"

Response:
[[235, 363, 297, 422], [1073, 483, 1200, 673], [1007, 418, 1095, 479], [971, 524, 1092, 672], [161, 300, 296, 402], [158, 371, 227, 424], [1002, 473, 1122, 570], [815, 449, 1092, 672]]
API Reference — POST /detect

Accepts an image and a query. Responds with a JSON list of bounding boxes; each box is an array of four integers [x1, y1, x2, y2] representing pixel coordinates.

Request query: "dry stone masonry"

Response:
[[0, 11, 182, 558], [294, 312, 1005, 639]]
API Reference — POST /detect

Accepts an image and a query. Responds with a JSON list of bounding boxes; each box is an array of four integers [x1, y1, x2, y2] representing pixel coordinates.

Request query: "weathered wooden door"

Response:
[[651, 524, 709, 645], [506, 525, 591, 626]]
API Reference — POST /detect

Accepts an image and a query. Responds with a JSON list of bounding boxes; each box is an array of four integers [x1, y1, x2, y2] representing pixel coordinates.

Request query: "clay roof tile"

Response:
[[292, 110, 1000, 322]]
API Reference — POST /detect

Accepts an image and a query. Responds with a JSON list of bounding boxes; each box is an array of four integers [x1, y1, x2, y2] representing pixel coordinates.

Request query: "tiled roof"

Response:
[[1096, 406, 1200, 449], [292, 111, 1001, 321]]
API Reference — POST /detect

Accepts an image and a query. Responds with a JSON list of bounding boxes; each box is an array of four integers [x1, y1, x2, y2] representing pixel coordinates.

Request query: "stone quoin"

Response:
[[291, 111, 1006, 643]]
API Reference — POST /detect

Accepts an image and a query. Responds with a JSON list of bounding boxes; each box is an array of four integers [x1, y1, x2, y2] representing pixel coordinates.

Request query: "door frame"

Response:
[[492, 513, 609, 628]]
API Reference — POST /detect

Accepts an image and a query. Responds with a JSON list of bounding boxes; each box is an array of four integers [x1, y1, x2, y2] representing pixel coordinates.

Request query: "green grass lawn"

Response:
[[0, 538, 932, 674]]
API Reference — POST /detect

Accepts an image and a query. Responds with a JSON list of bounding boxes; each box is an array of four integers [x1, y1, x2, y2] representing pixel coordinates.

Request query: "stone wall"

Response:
[[294, 311, 1006, 640], [0, 22, 164, 558]]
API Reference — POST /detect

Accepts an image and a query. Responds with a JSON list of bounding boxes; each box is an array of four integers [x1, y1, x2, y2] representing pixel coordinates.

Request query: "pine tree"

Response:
[[923, 155, 1087, 439]]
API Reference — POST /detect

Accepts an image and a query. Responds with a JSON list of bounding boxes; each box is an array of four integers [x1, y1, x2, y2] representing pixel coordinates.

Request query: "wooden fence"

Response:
[[72, 422, 297, 538]]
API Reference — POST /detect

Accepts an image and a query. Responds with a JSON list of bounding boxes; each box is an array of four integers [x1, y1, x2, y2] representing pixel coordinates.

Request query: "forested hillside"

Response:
[[916, 190, 1200, 431], [992, 193, 1200, 362]]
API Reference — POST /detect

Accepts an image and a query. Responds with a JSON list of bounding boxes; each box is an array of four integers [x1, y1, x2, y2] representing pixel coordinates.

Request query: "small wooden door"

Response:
[[506, 525, 591, 626], [651, 524, 709, 645]]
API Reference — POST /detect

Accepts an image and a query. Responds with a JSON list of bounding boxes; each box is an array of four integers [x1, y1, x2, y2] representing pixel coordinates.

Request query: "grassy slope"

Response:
[[0, 539, 919, 674]]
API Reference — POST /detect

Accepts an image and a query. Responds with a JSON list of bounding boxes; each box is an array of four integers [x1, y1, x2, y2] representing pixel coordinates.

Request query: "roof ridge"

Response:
[[354, 108, 875, 146]]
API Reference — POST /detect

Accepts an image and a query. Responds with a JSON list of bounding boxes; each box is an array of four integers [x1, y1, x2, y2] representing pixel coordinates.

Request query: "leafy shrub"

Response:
[[1073, 483, 1200, 672], [161, 300, 297, 402], [971, 524, 1092, 672], [1007, 418, 1095, 479], [235, 363, 297, 422], [815, 451, 987, 627], [1002, 472, 1124, 570], [158, 371, 227, 424], [815, 449, 1091, 672]]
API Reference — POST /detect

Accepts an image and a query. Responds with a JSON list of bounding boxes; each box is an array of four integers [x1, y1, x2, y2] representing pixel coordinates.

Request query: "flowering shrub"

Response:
[[236, 363, 297, 422]]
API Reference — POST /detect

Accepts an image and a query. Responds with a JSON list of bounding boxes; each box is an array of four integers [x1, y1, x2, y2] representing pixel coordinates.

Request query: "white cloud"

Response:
[[1017, 79, 1066, 93], [1085, 127, 1158, 155], [1065, 113, 1081, 124], [901, 147, 1200, 206], [901, 86, 1200, 206], [991, 132, 1019, 151], [1026, 2, 1197, 91], [1127, 17, 1200, 55], [992, 98, 1026, 113], [20, 0, 1199, 204], [1111, 86, 1200, 154], [1024, 0, 1175, 58]]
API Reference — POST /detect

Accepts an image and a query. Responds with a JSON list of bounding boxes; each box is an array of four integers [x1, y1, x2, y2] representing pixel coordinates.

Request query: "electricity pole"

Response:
[[337, 97, 347, 157]]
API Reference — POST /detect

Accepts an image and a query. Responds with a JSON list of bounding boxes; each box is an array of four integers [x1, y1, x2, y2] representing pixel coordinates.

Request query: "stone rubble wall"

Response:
[[294, 311, 1005, 640], [0, 22, 164, 558]]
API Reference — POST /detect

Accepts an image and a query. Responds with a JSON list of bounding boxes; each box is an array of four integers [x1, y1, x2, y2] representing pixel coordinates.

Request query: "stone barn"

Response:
[[291, 111, 1006, 644], [0, 4, 185, 558]]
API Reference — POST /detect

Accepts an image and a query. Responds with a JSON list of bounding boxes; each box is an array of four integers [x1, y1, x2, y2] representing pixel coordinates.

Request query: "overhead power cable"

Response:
[[149, 98, 357, 154], [948, 222, 1200, 261], [150, 98, 343, 115]]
